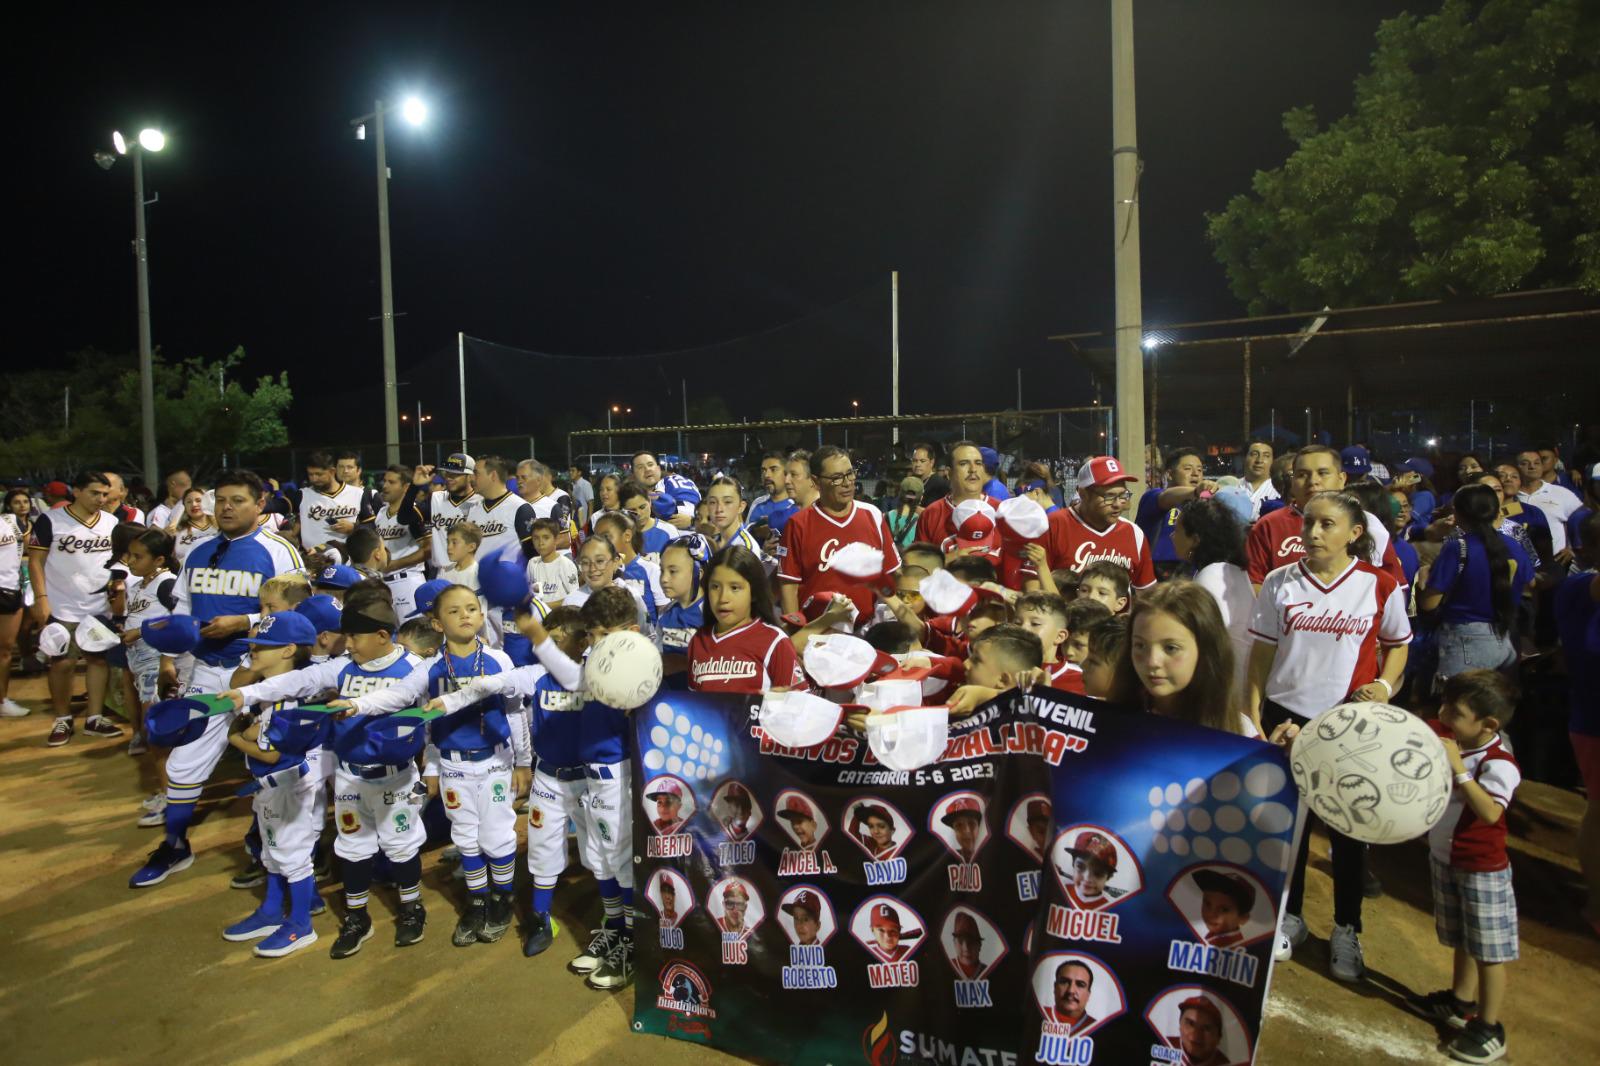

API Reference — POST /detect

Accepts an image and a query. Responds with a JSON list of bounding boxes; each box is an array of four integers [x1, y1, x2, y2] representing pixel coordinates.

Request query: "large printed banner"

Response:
[[630, 689, 1301, 1066]]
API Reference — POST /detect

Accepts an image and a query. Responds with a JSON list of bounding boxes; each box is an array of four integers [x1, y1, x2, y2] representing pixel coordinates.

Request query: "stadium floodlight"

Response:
[[112, 130, 127, 155], [1141, 335, 1159, 351], [400, 96, 428, 126], [1426, 437, 1439, 447], [138, 128, 165, 152]]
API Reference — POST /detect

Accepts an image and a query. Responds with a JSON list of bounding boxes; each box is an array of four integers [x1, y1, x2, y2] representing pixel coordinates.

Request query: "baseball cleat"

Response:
[[223, 908, 284, 942], [140, 792, 165, 812], [230, 859, 267, 889], [329, 911, 374, 959], [309, 893, 326, 917], [452, 897, 488, 947], [254, 923, 319, 958], [0, 698, 32, 718], [46, 718, 72, 747], [129, 841, 193, 888], [586, 936, 635, 991], [569, 927, 622, 974], [522, 913, 558, 957], [82, 716, 124, 739], [478, 891, 514, 943], [395, 901, 427, 947]]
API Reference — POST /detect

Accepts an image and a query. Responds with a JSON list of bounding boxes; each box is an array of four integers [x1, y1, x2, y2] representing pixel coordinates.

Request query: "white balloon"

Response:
[[1291, 701, 1451, 845]]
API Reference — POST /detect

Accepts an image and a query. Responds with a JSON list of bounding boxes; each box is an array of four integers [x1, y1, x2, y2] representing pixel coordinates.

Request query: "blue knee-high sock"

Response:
[[598, 877, 623, 930], [531, 884, 555, 917], [163, 802, 196, 847], [286, 877, 316, 927], [260, 873, 287, 918], [459, 852, 488, 896]]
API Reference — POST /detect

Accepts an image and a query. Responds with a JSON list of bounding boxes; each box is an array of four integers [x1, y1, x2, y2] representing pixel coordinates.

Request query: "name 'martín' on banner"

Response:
[[629, 687, 1301, 1066]]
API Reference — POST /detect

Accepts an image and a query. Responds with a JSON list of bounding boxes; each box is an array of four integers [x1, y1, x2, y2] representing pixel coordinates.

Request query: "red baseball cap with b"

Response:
[[1076, 456, 1137, 491]]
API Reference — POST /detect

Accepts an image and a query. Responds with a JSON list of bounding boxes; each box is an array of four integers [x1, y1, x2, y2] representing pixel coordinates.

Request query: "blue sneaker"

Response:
[[129, 841, 193, 888], [254, 922, 319, 958], [222, 908, 283, 942]]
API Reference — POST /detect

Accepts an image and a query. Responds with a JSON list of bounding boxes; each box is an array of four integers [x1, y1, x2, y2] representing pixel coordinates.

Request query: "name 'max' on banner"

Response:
[[629, 687, 1303, 1066]]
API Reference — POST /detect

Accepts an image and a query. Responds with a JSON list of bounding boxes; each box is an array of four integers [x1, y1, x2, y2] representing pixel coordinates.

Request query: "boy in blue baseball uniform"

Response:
[[224, 596, 432, 958], [219, 610, 323, 958], [132, 470, 304, 890], [336, 584, 531, 949]]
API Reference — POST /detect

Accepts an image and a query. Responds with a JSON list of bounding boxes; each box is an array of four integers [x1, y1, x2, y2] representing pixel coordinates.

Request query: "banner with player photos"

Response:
[[629, 688, 1300, 1066]]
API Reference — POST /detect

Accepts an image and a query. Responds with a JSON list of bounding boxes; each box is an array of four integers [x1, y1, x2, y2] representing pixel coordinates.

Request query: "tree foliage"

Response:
[[1207, 0, 1600, 313], [0, 347, 292, 482]]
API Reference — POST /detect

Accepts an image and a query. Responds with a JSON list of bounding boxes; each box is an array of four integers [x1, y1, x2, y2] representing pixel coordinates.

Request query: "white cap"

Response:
[[997, 495, 1049, 539], [918, 567, 978, 617], [73, 617, 119, 654], [802, 633, 882, 689], [39, 622, 71, 658], [759, 691, 845, 749], [828, 542, 886, 579]]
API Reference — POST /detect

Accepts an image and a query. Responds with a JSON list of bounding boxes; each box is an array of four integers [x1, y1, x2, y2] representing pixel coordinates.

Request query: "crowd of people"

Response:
[[2, 433, 1596, 1065]]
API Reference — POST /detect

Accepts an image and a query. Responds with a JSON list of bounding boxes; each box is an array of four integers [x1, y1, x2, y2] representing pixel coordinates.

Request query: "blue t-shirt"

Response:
[[1426, 532, 1532, 627], [1391, 536, 1421, 589], [1406, 489, 1437, 537], [1554, 572, 1600, 737], [180, 527, 304, 666], [640, 523, 678, 558], [749, 495, 799, 537], [659, 596, 705, 657], [982, 478, 1011, 502], [530, 669, 587, 766], [1568, 506, 1594, 552], [329, 652, 428, 764], [425, 645, 512, 753], [1134, 488, 1181, 564]]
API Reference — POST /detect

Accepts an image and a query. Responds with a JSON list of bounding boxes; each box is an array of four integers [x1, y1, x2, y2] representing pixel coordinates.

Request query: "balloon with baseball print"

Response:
[[1289, 701, 1451, 845], [584, 629, 663, 709]]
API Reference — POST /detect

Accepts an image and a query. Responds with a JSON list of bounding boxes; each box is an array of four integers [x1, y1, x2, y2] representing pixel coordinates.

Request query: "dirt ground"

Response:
[[2, 671, 1597, 1066]]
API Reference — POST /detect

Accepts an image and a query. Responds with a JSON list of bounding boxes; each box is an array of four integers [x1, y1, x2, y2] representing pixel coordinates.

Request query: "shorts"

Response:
[[128, 643, 162, 705], [0, 587, 21, 614], [1430, 858, 1518, 963], [1571, 733, 1600, 800], [1435, 621, 1515, 682]]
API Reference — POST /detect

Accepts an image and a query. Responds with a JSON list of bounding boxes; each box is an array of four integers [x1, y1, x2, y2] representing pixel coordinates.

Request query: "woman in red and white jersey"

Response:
[[1246, 490, 1411, 981], [688, 545, 804, 694]]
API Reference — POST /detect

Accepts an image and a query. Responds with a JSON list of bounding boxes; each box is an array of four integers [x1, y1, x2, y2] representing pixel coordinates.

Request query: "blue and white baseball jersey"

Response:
[[176, 527, 304, 666], [749, 495, 799, 537], [659, 596, 705, 658], [639, 521, 681, 560]]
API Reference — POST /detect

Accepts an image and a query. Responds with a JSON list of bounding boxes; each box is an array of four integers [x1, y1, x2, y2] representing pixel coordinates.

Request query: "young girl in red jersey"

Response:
[[1247, 490, 1411, 981], [687, 545, 802, 694]]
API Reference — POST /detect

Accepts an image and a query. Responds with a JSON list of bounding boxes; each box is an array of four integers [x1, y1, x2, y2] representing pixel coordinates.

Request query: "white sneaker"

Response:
[[0, 698, 30, 718], [1274, 933, 1293, 961], [128, 734, 148, 756], [137, 807, 166, 828]]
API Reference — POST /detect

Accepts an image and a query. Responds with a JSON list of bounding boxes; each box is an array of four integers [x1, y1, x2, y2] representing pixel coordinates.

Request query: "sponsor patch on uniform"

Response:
[[529, 806, 544, 829], [444, 789, 461, 811], [339, 810, 360, 834]]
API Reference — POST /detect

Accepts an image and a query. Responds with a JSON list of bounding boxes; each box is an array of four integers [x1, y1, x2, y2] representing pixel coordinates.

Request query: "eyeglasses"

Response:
[[819, 470, 858, 486], [1093, 490, 1132, 503]]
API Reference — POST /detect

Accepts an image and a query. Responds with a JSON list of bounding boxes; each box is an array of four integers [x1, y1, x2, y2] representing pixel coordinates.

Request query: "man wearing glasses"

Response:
[[131, 469, 305, 889], [778, 445, 901, 623], [1022, 456, 1155, 593]]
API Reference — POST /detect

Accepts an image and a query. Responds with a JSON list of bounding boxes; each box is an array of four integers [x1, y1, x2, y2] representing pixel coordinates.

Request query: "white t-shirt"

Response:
[[147, 500, 178, 530], [298, 482, 367, 551], [1520, 481, 1582, 555], [1247, 479, 1280, 520], [0, 514, 23, 591], [372, 499, 428, 577], [1194, 561, 1256, 699], [125, 570, 178, 632], [1248, 558, 1412, 718], [29, 507, 114, 622], [527, 553, 580, 603]]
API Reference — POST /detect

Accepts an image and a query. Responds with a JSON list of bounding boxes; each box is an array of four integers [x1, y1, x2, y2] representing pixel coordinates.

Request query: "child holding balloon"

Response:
[[1247, 491, 1412, 980]]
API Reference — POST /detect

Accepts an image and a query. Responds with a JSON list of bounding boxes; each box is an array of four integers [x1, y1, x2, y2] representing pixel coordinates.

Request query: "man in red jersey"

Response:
[[1022, 456, 1155, 592], [1246, 445, 1409, 591], [916, 441, 1003, 545], [778, 446, 900, 621]]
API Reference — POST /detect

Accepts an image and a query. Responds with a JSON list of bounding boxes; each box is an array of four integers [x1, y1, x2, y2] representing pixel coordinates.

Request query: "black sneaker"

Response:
[[569, 927, 622, 974], [46, 718, 73, 747], [395, 901, 426, 947], [1363, 866, 1384, 899], [478, 891, 514, 943], [1446, 1018, 1506, 1063], [522, 912, 559, 957], [329, 910, 374, 959], [1415, 989, 1476, 1031], [230, 859, 267, 890], [586, 934, 635, 990], [452, 897, 488, 947], [82, 716, 124, 739]]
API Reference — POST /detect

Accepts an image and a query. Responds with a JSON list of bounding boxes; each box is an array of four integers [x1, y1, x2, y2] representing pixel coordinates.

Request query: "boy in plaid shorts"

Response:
[[1416, 670, 1521, 1064]]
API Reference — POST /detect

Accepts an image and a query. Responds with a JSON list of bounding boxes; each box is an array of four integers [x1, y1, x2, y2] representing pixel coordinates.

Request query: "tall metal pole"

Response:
[[131, 147, 159, 489], [682, 380, 689, 458], [375, 101, 401, 466], [607, 407, 614, 462], [1016, 368, 1023, 410], [416, 399, 425, 465], [1241, 340, 1252, 446], [1110, 0, 1147, 482], [891, 271, 901, 447], [457, 331, 467, 451]]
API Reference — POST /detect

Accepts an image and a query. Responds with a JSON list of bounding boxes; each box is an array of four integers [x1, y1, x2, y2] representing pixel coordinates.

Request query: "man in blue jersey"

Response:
[[631, 451, 700, 531], [748, 452, 799, 540], [132, 470, 305, 888]]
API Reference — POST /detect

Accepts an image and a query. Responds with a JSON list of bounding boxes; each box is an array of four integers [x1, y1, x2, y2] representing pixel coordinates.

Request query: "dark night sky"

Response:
[[25, 1, 1411, 448]]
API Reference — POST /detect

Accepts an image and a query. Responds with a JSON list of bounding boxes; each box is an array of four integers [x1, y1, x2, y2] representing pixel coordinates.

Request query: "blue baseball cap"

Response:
[[248, 610, 318, 647], [141, 615, 202, 654], [439, 452, 475, 476], [316, 563, 362, 589], [411, 579, 453, 618], [1340, 446, 1372, 478], [1214, 484, 1255, 526], [478, 545, 531, 609], [1394, 456, 1434, 479], [263, 706, 335, 756], [293, 595, 343, 636], [979, 447, 1000, 473]]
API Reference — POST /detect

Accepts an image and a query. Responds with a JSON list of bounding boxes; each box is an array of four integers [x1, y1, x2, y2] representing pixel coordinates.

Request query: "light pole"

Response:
[[96, 128, 165, 489], [847, 399, 859, 450], [351, 95, 428, 466], [400, 402, 432, 465], [607, 405, 619, 464]]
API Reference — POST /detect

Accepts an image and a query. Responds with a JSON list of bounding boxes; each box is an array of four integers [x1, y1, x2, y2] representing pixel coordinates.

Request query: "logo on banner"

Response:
[[861, 1012, 897, 1066], [656, 960, 716, 1021]]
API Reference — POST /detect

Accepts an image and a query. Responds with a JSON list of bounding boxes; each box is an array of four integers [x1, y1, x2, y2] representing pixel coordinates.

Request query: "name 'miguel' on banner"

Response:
[[628, 687, 1301, 1065]]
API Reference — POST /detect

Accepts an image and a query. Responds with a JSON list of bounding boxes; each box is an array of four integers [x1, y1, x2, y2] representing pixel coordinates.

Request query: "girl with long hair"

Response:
[[686, 545, 799, 693], [1106, 579, 1247, 735], [1419, 484, 1531, 681], [1170, 498, 1254, 710]]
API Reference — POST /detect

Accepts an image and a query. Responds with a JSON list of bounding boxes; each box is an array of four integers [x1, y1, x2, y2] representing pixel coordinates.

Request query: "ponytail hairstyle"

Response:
[[660, 538, 703, 601], [1306, 491, 1374, 563], [702, 545, 778, 629], [134, 528, 177, 572], [1452, 484, 1517, 637], [1106, 579, 1240, 733], [594, 509, 644, 557]]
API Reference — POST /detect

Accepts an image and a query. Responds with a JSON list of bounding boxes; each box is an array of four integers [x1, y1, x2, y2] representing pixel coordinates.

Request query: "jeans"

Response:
[[1436, 621, 1515, 681], [1265, 699, 1367, 931]]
